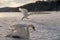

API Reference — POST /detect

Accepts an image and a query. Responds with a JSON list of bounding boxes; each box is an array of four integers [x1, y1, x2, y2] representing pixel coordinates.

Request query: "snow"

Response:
[[0, 11, 60, 40]]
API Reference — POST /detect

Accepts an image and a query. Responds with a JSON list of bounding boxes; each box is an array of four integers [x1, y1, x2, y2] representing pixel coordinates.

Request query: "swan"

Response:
[[19, 8, 30, 20], [5, 24, 35, 39]]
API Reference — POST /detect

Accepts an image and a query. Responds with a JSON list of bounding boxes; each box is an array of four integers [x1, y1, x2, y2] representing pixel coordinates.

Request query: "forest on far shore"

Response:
[[0, 1, 60, 12]]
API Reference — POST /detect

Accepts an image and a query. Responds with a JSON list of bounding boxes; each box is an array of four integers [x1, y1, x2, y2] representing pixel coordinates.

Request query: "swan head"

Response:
[[28, 24, 35, 31]]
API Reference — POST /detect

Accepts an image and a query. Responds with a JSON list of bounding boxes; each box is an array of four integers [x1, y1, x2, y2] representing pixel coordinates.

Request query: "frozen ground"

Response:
[[0, 12, 60, 40]]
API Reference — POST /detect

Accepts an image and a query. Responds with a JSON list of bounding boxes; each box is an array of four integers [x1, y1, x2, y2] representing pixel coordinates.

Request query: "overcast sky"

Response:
[[0, 0, 38, 8]]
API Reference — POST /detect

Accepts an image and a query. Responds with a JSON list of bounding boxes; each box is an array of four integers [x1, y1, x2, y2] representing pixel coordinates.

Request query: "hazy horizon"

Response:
[[0, 0, 38, 8]]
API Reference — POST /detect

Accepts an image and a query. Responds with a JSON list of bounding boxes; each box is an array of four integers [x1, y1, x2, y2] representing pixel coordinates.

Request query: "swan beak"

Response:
[[32, 26, 35, 31], [29, 24, 35, 31]]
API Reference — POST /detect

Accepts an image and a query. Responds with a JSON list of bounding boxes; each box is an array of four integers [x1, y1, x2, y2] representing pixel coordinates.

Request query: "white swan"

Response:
[[19, 8, 30, 20], [5, 24, 35, 39]]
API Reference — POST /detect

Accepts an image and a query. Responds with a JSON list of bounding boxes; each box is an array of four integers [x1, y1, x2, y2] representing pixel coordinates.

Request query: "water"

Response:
[[0, 12, 60, 40]]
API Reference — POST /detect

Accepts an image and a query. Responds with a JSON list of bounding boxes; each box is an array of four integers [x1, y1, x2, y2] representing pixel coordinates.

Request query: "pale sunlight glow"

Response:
[[0, 0, 38, 8]]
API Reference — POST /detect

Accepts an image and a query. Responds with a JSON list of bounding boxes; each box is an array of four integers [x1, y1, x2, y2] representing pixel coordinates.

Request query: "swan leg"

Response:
[[21, 17, 25, 20], [22, 16, 29, 20]]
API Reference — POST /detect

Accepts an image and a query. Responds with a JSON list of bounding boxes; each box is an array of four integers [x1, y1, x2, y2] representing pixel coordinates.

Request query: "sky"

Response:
[[0, 0, 38, 8]]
